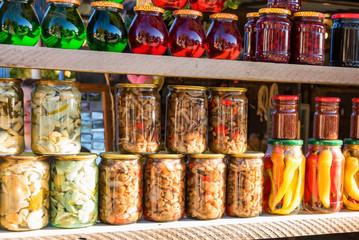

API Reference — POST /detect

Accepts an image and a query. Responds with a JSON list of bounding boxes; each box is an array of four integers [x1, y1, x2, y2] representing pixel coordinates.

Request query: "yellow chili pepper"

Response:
[[282, 170, 298, 209], [343, 193, 359, 210], [318, 149, 332, 208], [47, 103, 69, 115], [268, 169, 276, 212], [344, 156, 359, 201]]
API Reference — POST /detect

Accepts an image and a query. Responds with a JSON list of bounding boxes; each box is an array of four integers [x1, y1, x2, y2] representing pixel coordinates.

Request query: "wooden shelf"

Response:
[[1, 45, 359, 85]]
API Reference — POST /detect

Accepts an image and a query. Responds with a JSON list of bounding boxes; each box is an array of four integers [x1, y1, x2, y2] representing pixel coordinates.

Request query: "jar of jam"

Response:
[[128, 6, 168, 55], [343, 139, 359, 211], [244, 12, 260, 61], [151, 0, 186, 10], [304, 139, 344, 214], [291, 12, 325, 65], [313, 97, 340, 140], [268, 0, 301, 13], [86, 1, 127, 52], [256, 8, 292, 63], [169, 10, 205, 58], [41, 0, 85, 49], [351, 98, 359, 139], [188, 0, 224, 13], [206, 13, 241, 60], [272, 95, 299, 140]]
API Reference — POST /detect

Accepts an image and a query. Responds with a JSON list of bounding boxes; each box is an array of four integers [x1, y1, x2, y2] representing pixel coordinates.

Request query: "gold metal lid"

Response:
[[210, 13, 238, 21], [211, 87, 247, 92], [134, 5, 164, 13], [230, 151, 265, 158], [148, 153, 184, 159], [259, 8, 291, 16], [190, 153, 225, 159], [53, 153, 98, 161], [91, 1, 123, 9], [293, 11, 325, 19], [116, 83, 158, 88], [34, 80, 79, 85], [246, 12, 260, 18], [1, 152, 49, 161], [99, 152, 141, 159], [169, 85, 208, 91], [0, 78, 22, 84], [174, 9, 202, 17], [47, 0, 80, 5]]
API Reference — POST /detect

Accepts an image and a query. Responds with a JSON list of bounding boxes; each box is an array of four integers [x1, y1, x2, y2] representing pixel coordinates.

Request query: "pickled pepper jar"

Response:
[[268, 0, 301, 13], [187, 154, 226, 220], [99, 153, 142, 225], [343, 139, 359, 210], [263, 139, 305, 215], [304, 139, 344, 214], [188, 0, 224, 13], [313, 97, 340, 140], [165, 85, 208, 154], [116, 84, 160, 154], [0, 153, 49, 231], [151, 0, 186, 10], [0, 78, 24, 155], [244, 12, 260, 61], [144, 153, 186, 222], [351, 98, 359, 139]]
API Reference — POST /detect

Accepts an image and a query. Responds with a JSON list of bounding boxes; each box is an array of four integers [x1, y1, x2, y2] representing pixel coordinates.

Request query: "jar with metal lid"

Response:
[[0, 78, 24, 156], [330, 14, 359, 68], [263, 139, 305, 215], [227, 152, 264, 218], [99, 152, 142, 225], [128, 6, 168, 55], [0, 153, 49, 231], [151, 0, 186, 10], [188, 0, 224, 13], [50, 153, 98, 228], [0, 0, 40, 46], [41, 0, 85, 49], [116, 83, 160, 154], [209, 87, 247, 154], [351, 98, 359, 139], [272, 95, 299, 140], [268, 0, 301, 13], [31, 80, 81, 155], [144, 153, 186, 222], [186, 154, 226, 220], [304, 139, 344, 213], [256, 8, 292, 63], [343, 139, 359, 210], [86, 1, 127, 52], [206, 13, 241, 60], [165, 85, 208, 154], [313, 97, 340, 140], [244, 12, 260, 61]]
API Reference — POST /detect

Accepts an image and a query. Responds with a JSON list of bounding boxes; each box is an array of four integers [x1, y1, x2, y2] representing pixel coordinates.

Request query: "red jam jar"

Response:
[[188, 0, 224, 13], [256, 8, 292, 63], [128, 6, 168, 55], [244, 12, 260, 61], [268, 0, 301, 13], [169, 10, 206, 58], [151, 0, 186, 10], [292, 12, 326, 65], [350, 98, 359, 139], [313, 97, 340, 140]]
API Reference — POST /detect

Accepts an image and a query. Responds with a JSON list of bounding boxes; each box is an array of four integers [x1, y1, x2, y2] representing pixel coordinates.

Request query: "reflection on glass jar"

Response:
[[343, 139, 359, 211], [313, 97, 340, 140], [268, 0, 301, 13], [151, 0, 186, 10], [244, 12, 259, 61], [188, 0, 224, 13]]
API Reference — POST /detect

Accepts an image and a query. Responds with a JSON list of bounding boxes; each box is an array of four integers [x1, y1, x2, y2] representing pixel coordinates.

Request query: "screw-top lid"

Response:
[[273, 95, 299, 101], [308, 139, 343, 146], [134, 5, 164, 13], [211, 87, 247, 92], [1, 152, 49, 161], [352, 98, 359, 103], [332, 13, 359, 19], [344, 138, 359, 145], [259, 8, 291, 16], [148, 153, 185, 159], [190, 153, 226, 159], [99, 152, 141, 159], [230, 151, 265, 158], [246, 12, 260, 18], [210, 13, 238, 21], [315, 97, 341, 102], [169, 85, 207, 91], [47, 0, 80, 5], [0, 78, 22, 84], [92, 1, 123, 9], [34, 80, 79, 85], [267, 139, 303, 146], [116, 83, 158, 88], [293, 11, 325, 19], [174, 9, 202, 17], [53, 153, 98, 161]]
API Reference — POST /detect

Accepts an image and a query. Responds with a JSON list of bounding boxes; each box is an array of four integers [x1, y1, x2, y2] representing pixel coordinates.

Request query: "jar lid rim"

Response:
[[148, 153, 185, 159], [116, 83, 158, 88], [91, 1, 123, 9], [174, 9, 202, 17], [53, 153, 98, 160], [259, 8, 291, 15], [190, 153, 226, 158], [246, 12, 260, 18], [34, 80, 80, 85], [273, 95, 299, 101], [47, 0, 80, 5], [1, 153, 49, 161], [134, 5, 164, 13], [267, 139, 303, 145], [99, 152, 141, 159], [0, 78, 22, 83], [332, 13, 359, 19], [308, 139, 343, 146], [169, 85, 208, 91], [315, 97, 341, 102], [210, 13, 238, 21], [352, 98, 359, 103], [230, 151, 265, 158], [211, 87, 247, 92], [344, 138, 359, 145], [293, 11, 325, 19]]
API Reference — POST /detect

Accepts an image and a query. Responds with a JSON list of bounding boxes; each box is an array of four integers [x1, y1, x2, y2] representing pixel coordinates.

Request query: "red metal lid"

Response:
[[315, 97, 341, 102], [332, 13, 359, 19], [273, 95, 299, 101], [352, 98, 359, 103]]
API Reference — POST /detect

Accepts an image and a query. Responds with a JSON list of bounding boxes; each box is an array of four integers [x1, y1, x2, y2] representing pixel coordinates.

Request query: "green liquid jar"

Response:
[[0, 0, 40, 46], [41, 0, 85, 49], [86, 1, 127, 52]]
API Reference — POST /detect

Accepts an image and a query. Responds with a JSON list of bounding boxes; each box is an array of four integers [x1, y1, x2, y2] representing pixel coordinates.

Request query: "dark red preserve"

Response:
[[151, 0, 186, 10], [268, 0, 301, 13], [244, 12, 259, 61], [313, 97, 340, 140], [351, 98, 359, 139], [188, 0, 224, 13]]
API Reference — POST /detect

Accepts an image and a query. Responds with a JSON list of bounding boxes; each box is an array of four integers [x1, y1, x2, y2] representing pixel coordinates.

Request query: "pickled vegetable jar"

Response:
[[351, 98, 359, 139], [263, 139, 305, 215], [256, 8, 292, 63], [165, 85, 208, 154], [292, 12, 325, 65], [227, 152, 264, 218], [99, 152, 142, 224], [128, 6, 168, 55], [0, 0, 40, 46], [116, 84, 160, 154], [0, 78, 24, 155], [206, 13, 241, 60], [188, 0, 224, 13], [313, 97, 340, 140], [144, 153, 186, 222], [86, 1, 127, 52], [187, 154, 226, 220], [41, 0, 85, 49], [209, 87, 247, 154], [151, 0, 186, 10], [304, 139, 344, 213], [343, 139, 359, 210], [32, 80, 81, 155], [169, 10, 206, 58], [51, 153, 98, 228], [243, 12, 259, 61], [272, 95, 299, 140], [268, 0, 301, 13]]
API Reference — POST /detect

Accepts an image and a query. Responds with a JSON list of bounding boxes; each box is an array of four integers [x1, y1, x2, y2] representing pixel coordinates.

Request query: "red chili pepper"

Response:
[[221, 99, 232, 106], [306, 152, 319, 199], [263, 156, 273, 171], [189, 163, 194, 169], [143, 211, 153, 220], [137, 171, 142, 177], [233, 131, 239, 140], [135, 123, 144, 130], [330, 155, 344, 208], [304, 184, 311, 203], [226, 204, 234, 215], [153, 134, 157, 141], [214, 125, 226, 134], [201, 176, 211, 182], [209, 100, 216, 110]]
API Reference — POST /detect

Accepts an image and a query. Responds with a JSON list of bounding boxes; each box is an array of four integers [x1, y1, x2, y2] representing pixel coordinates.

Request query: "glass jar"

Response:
[[206, 13, 241, 60], [0, 78, 24, 156], [165, 85, 208, 154], [209, 87, 247, 154], [186, 154, 226, 220], [50, 153, 98, 228], [144, 153, 186, 222], [263, 139, 305, 215], [116, 84, 160, 154], [227, 152, 264, 218], [304, 139, 344, 213], [31, 80, 81, 155], [0, 0, 40, 46], [41, 0, 85, 49], [330, 14, 359, 68], [169, 10, 206, 58], [0, 153, 49, 231], [86, 1, 127, 52], [271, 95, 299, 140], [188, 0, 224, 13], [313, 97, 340, 140], [268, 0, 301, 13], [292, 12, 325, 65], [351, 98, 359, 139], [256, 8, 292, 63], [128, 6, 168, 55], [99, 152, 142, 225], [151, 0, 186, 10], [343, 139, 359, 210], [244, 12, 259, 61]]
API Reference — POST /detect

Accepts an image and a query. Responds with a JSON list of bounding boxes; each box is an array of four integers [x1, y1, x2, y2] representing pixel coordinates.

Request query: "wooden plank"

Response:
[[1, 45, 359, 85]]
